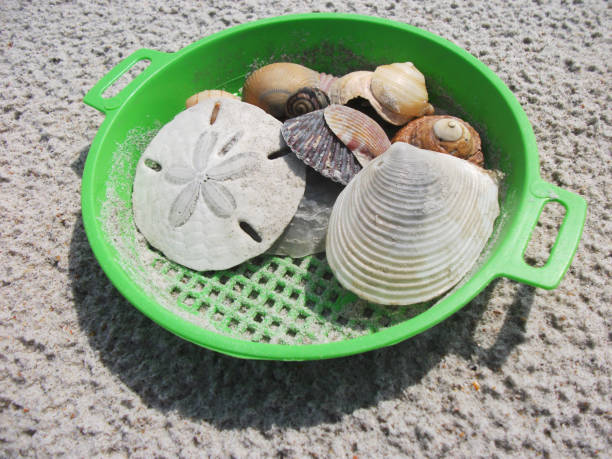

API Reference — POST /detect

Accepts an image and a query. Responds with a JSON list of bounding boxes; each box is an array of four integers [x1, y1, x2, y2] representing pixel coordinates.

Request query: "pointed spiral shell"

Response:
[[392, 115, 484, 167]]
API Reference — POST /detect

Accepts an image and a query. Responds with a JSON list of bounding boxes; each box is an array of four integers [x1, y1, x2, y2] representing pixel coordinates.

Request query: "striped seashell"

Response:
[[326, 142, 500, 305], [185, 90, 239, 108], [285, 87, 330, 119], [323, 104, 391, 166], [392, 115, 484, 167], [281, 109, 362, 185], [242, 63, 322, 119]]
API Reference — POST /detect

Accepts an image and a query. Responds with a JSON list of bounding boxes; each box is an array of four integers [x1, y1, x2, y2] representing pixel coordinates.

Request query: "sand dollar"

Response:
[[133, 98, 306, 270]]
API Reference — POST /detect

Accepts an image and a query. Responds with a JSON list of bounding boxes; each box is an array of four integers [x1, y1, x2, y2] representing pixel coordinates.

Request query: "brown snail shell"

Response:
[[281, 109, 361, 185], [285, 87, 330, 119], [323, 104, 391, 166], [328, 63, 434, 126], [392, 115, 484, 167], [242, 63, 323, 119], [185, 90, 239, 108]]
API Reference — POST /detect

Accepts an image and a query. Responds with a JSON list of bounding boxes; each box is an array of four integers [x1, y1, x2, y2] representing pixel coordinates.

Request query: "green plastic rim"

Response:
[[82, 13, 586, 360]]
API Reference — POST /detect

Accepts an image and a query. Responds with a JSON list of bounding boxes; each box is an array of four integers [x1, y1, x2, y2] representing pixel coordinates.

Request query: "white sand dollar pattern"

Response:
[[133, 98, 306, 271]]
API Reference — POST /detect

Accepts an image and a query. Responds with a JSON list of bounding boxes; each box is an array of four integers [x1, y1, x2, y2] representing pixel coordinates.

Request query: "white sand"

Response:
[[1, 0, 610, 457]]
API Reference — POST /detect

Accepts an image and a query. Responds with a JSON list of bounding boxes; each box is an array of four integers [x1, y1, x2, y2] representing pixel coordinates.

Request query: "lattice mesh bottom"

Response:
[[151, 253, 431, 345]]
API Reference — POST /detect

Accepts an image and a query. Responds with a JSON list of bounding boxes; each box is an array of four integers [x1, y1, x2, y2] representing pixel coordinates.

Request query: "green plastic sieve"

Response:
[[82, 13, 586, 360]]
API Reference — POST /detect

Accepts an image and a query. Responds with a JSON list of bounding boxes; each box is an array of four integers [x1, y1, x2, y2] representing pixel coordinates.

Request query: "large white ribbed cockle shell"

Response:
[[325, 142, 500, 305]]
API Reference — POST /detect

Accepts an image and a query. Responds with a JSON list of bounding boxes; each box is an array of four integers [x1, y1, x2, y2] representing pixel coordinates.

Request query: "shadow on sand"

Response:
[[70, 144, 536, 430], [69, 211, 535, 431]]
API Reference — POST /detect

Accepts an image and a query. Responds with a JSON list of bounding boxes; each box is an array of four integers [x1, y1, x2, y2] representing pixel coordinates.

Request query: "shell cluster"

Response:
[[281, 104, 390, 185], [133, 58, 499, 306]]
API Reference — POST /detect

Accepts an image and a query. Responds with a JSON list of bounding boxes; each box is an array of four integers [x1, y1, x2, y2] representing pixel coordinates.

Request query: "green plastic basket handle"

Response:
[[494, 179, 586, 289], [84, 48, 171, 113]]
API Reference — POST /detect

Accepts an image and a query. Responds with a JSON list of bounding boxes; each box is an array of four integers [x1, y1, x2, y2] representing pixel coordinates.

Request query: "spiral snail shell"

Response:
[[285, 87, 330, 119], [370, 62, 434, 124], [242, 62, 330, 119], [329, 62, 434, 125], [392, 115, 484, 167]]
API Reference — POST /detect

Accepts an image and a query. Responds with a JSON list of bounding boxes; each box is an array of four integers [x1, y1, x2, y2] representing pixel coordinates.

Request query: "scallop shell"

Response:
[[133, 98, 306, 271], [242, 63, 322, 119], [323, 104, 391, 166], [326, 142, 500, 305], [392, 115, 484, 167], [281, 109, 362, 185], [185, 90, 239, 109], [285, 87, 329, 119]]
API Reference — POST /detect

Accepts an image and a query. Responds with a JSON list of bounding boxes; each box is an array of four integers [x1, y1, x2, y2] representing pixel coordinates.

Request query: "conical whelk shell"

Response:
[[281, 109, 361, 185], [323, 104, 391, 166], [185, 90, 239, 109], [242, 63, 322, 119], [326, 142, 500, 305], [369, 62, 434, 125], [285, 87, 330, 119], [392, 115, 484, 167]]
